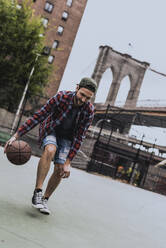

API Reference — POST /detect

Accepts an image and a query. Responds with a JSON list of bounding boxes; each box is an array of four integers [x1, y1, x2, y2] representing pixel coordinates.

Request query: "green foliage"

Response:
[[0, 0, 52, 111]]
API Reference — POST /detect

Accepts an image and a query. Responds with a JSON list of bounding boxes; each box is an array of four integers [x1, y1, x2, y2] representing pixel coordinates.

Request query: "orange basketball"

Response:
[[6, 140, 31, 165]]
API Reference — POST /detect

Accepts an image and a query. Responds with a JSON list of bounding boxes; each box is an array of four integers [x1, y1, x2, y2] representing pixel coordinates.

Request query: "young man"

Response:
[[4, 77, 97, 215]]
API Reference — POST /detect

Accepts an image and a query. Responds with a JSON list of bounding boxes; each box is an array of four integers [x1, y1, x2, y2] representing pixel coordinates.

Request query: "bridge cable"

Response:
[[149, 67, 166, 78]]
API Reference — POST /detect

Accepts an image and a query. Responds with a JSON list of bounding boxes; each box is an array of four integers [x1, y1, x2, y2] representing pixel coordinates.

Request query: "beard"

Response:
[[74, 95, 84, 106]]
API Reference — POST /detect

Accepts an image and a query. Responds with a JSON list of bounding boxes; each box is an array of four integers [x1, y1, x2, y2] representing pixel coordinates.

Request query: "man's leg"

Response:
[[39, 164, 62, 214], [39, 137, 71, 214], [35, 144, 57, 189], [32, 144, 56, 209], [43, 164, 62, 199]]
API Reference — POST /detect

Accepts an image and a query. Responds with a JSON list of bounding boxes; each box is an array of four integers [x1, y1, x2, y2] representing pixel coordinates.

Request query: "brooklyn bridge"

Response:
[[89, 46, 166, 161]]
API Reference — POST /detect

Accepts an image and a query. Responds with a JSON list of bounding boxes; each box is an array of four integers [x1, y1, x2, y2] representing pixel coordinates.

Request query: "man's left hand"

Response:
[[60, 159, 71, 178]]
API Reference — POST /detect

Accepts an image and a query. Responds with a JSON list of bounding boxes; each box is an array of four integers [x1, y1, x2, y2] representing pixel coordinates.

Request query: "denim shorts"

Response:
[[42, 133, 72, 164]]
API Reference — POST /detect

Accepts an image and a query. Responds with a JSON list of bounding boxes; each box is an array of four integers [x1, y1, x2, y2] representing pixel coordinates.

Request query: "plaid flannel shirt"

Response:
[[17, 91, 94, 161]]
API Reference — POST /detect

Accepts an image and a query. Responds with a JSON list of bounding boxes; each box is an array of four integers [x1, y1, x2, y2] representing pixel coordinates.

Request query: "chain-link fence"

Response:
[[143, 166, 166, 196]]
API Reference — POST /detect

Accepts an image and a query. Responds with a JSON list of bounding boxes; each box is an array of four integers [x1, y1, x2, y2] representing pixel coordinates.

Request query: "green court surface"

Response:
[[0, 146, 166, 248]]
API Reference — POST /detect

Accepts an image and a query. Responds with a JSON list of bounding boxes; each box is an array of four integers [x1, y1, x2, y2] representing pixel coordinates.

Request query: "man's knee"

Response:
[[44, 144, 56, 160]]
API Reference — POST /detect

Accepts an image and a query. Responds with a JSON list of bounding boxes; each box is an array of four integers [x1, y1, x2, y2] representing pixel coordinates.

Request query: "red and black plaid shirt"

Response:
[[17, 91, 94, 161]]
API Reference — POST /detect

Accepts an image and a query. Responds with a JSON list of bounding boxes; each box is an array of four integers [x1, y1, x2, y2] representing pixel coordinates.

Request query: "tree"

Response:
[[0, 0, 52, 111]]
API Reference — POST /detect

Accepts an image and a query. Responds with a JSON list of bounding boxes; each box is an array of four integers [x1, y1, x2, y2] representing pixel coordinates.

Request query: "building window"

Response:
[[44, 2, 54, 13], [43, 46, 51, 55], [66, 0, 72, 7], [62, 11, 69, 21], [52, 40, 59, 49], [42, 17, 49, 28], [48, 55, 55, 64], [57, 26, 64, 35]]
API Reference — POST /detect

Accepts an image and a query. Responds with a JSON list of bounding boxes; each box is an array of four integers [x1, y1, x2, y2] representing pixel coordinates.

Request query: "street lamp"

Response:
[[10, 54, 41, 135]]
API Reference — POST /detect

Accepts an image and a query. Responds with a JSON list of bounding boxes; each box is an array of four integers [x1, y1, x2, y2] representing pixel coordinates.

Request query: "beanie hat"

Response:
[[79, 77, 97, 93]]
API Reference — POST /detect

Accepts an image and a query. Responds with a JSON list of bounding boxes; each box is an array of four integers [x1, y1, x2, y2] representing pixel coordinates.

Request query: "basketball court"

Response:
[[0, 146, 166, 248]]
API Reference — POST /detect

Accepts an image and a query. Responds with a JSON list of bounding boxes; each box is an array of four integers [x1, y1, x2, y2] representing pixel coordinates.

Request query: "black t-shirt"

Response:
[[54, 106, 80, 141]]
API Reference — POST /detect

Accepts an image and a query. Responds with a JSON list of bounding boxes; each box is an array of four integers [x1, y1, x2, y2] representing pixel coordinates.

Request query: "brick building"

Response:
[[19, 0, 88, 97]]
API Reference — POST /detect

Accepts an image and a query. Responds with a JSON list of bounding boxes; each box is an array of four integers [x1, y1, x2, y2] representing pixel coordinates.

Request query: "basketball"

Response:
[[6, 140, 31, 165]]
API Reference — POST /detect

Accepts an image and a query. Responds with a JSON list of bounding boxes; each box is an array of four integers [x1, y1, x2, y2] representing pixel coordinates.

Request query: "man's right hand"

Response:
[[4, 133, 19, 153]]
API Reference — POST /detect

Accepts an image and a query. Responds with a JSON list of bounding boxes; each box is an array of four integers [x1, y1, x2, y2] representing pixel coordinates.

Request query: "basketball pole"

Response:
[[10, 54, 40, 136]]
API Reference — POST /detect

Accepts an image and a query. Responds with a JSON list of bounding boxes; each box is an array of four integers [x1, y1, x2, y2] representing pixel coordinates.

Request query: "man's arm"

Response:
[[59, 158, 71, 178], [67, 107, 94, 161], [17, 94, 61, 137], [4, 92, 62, 152]]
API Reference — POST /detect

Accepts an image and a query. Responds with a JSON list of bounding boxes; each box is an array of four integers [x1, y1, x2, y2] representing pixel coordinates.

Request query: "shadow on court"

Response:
[[0, 146, 166, 248]]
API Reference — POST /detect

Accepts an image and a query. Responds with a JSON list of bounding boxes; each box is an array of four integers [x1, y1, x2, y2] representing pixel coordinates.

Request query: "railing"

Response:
[[113, 99, 166, 107]]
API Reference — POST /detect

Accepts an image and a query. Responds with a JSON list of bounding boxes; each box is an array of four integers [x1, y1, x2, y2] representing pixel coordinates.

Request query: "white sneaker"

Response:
[[39, 198, 51, 215], [32, 190, 44, 209]]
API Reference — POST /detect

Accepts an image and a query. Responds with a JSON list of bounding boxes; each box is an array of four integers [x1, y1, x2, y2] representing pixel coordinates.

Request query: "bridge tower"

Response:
[[92, 46, 149, 107]]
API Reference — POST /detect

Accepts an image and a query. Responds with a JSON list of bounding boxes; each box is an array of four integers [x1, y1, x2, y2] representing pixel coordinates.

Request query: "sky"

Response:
[[59, 0, 166, 147]]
